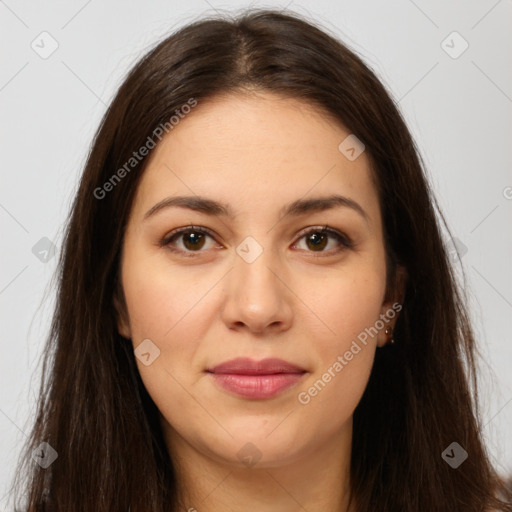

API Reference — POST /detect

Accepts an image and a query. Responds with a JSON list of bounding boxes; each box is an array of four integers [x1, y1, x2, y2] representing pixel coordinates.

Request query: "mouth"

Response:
[[205, 357, 307, 399]]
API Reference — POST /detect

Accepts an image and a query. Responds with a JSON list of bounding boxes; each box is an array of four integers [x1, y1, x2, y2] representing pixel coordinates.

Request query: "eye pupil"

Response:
[[306, 232, 328, 251], [183, 232, 205, 250]]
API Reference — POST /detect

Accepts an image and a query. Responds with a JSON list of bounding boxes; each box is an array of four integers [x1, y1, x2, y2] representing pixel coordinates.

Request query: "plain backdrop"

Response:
[[1, 0, 511, 507]]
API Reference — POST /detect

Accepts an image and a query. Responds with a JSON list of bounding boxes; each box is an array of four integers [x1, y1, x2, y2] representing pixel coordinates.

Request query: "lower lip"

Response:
[[208, 373, 305, 399]]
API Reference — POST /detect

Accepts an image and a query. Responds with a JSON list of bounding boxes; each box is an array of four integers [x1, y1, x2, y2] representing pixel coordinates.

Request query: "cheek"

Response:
[[119, 247, 201, 370], [293, 261, 386, 425], [120, 254, 218, 427], [121, 240, 216, 341], [300, 261, 387, 351]]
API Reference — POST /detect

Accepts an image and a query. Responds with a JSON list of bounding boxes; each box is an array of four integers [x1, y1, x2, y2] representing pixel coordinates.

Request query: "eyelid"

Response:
[[159, 224, 353, 254], [159, 225, 219, 248], [294, 225, 354, 249]]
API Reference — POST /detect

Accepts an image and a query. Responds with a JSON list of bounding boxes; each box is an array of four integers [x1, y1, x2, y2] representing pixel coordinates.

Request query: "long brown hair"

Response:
[[11, 8, 512, 512]]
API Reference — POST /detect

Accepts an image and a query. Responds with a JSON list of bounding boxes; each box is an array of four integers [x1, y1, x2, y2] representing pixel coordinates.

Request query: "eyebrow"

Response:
[[143, 194, 369, 223]]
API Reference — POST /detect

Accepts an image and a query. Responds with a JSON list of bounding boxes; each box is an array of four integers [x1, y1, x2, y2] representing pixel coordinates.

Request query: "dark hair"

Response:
[[11, 8, 512, 512]]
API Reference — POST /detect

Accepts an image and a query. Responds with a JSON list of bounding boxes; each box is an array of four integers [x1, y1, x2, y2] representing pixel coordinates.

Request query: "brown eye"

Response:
[[160, 226, 218, 255], [180, 231, 206, 251], [305, 231, 329, 251], [160, 225, 352, 258], [295, 226, 353, 254]]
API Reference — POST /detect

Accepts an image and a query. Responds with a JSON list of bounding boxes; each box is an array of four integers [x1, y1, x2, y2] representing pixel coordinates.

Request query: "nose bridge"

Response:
[[233, 237, 282, 304], [222, 234, 293, 331]]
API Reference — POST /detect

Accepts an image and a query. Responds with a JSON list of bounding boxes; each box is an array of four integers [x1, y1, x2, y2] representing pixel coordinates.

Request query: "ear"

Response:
[[376, 265, 407, 348], [113, 282, 132, 339]]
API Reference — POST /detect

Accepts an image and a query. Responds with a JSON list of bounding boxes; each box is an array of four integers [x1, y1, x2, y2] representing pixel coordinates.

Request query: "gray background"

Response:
[[1, 0, 511, 506]]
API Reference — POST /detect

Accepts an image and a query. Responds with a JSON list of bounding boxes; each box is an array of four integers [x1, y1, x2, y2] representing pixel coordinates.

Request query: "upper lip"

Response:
[[207, 357, 306, 375]]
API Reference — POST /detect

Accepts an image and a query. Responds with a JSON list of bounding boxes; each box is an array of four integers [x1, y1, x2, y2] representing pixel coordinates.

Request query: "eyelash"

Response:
[[159, 224, 354, 258]]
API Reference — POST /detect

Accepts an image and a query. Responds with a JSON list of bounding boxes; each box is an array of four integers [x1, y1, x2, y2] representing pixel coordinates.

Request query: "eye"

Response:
[[160, 224, 353, 257], [293, 225, 353, 255], [159, 225, 220, 256]]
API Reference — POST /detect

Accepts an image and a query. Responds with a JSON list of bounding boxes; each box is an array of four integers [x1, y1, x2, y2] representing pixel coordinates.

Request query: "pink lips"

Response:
[[206, 357, 306, 399]]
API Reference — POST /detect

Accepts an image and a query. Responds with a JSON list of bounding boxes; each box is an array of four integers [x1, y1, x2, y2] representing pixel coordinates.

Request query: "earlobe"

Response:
[[117, 317, 132, 339], [376, 306, 398, 348], [113, 289, 132, 339], [377, 265, 407, 348], [376, 302, 400, 347]]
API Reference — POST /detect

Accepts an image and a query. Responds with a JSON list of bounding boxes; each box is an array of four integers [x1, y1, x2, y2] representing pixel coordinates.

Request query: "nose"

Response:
[[220, 244, 294, 335]]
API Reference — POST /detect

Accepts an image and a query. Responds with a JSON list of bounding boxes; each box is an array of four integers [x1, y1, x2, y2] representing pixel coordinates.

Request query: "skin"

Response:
[[116, 91, 404, 512]]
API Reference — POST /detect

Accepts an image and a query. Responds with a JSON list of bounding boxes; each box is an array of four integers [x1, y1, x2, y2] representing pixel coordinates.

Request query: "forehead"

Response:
[[130, 92, 380, 223]]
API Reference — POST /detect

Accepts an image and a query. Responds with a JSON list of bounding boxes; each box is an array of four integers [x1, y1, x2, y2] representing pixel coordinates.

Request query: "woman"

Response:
[[11, 8, 512, 512]]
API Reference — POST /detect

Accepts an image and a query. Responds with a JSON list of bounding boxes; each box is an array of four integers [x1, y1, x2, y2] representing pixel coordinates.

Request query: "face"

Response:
[[116, 91, 401, 469]]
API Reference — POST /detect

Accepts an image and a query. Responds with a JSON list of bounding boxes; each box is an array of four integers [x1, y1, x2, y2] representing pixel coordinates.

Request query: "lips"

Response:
[[207, 357, 306, 375], [206, 357, 306, 399]]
